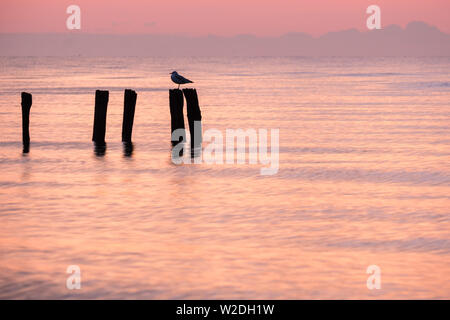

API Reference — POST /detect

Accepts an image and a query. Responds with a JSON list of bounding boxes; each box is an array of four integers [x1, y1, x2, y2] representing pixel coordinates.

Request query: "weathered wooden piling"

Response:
[[182, 88, 202, 154], [92, 90, 109, 145], [169, 89, 186, 148], [21, 92, 32, 153], [122, 89, 137, 143]]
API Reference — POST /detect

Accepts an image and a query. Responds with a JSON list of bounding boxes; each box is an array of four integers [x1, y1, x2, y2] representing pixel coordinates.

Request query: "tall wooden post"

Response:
[[92, 90, 109, 145], [183, 88, 202, 155], [122, 89, 137, 143], [169, 89, 186, 148], [21, 92, 32, 153]]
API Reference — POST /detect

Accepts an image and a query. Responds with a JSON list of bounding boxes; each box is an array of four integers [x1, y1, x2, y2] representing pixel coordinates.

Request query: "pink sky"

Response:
[[1, 0, 449, 36]]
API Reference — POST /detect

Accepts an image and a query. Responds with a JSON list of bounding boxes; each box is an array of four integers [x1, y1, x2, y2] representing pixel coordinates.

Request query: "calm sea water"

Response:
[[0, 57, 449, 299]]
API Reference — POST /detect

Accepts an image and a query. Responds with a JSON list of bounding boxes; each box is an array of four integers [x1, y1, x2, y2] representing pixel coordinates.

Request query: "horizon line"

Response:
[[0, 21, 447, 38]]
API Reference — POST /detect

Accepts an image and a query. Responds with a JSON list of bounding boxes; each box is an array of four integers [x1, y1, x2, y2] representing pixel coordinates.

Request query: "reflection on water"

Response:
[[22, 143, 30, 154], [123, 142, 134, 157], [0, 57, 449, 299], [94, 142, 107, 157]]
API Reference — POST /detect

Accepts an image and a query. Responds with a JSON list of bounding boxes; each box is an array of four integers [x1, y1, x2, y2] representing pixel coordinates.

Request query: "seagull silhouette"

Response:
[[171, 71, 193, 89]]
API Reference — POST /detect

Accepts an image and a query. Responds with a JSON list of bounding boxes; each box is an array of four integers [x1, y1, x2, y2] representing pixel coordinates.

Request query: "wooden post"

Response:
[[169, 89, 186, 147], [92, 90, 109, 145], [122, 89, 137, 143], [183, 88, 202, 154], [21, 92, 32, 153]]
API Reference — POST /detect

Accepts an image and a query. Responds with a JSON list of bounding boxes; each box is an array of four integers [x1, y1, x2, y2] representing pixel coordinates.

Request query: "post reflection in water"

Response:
[[123, 142, 134, 157], [94, 142, 107, 157]]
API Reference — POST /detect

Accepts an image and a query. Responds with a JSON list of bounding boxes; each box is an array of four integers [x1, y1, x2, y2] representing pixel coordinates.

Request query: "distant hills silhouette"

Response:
[[1, 21, 449, 56]]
